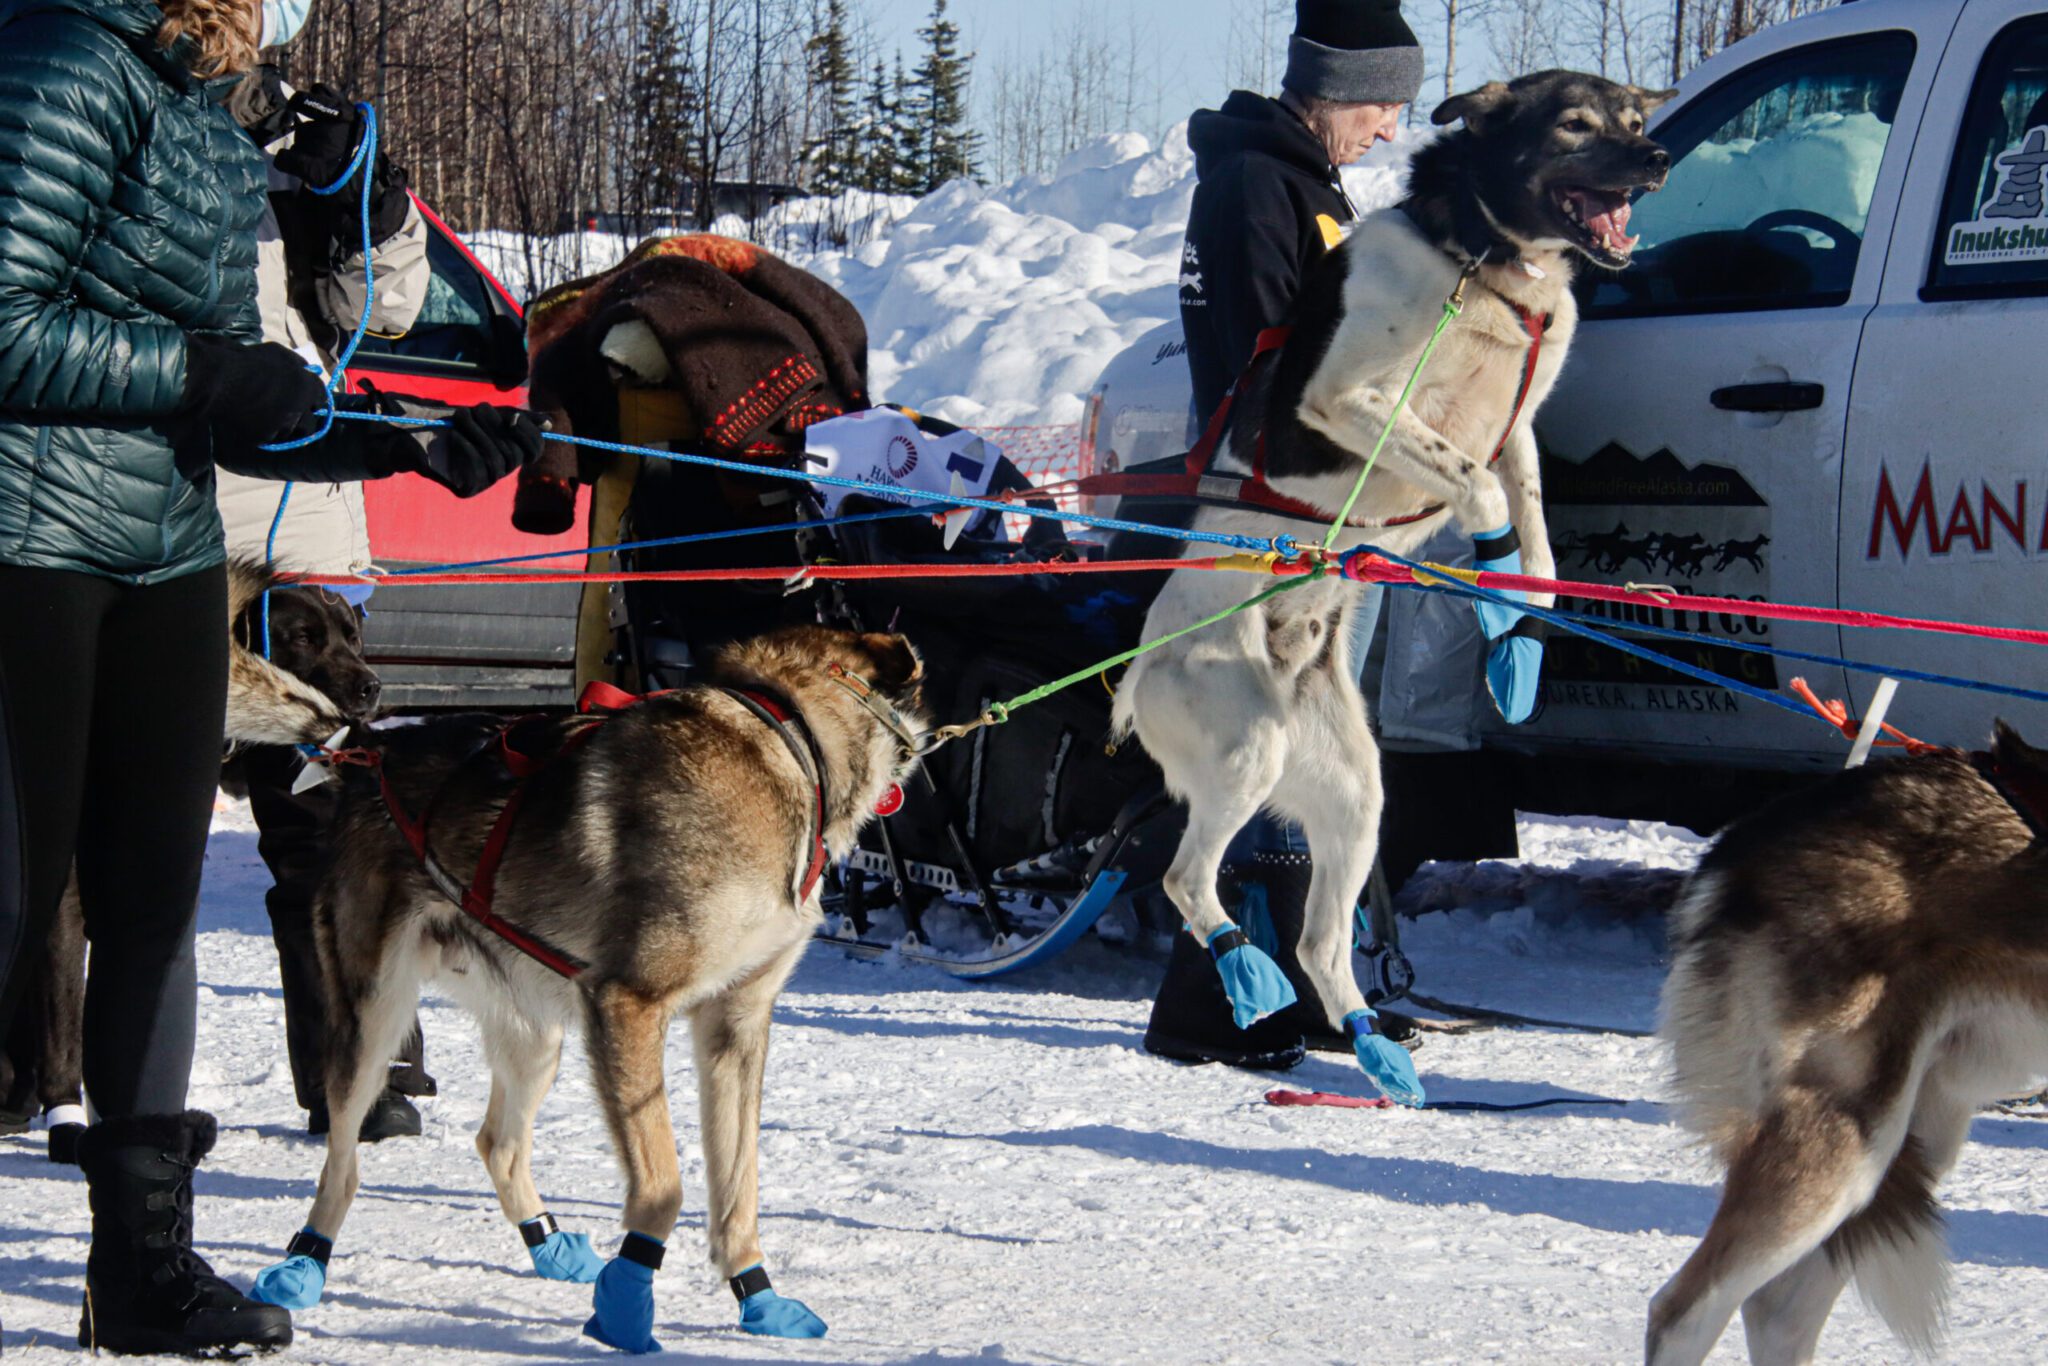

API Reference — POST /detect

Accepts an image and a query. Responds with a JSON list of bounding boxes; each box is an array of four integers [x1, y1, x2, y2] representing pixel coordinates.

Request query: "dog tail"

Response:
[[1826, 1136, 1950, 1354], [1657, 870, 1776, 1152]]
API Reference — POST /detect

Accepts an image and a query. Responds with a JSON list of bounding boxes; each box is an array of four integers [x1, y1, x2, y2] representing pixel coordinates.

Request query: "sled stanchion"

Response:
[[1845, 677, 1900, 770]]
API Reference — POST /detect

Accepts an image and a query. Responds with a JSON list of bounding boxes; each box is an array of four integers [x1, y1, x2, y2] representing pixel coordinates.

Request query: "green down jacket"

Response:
[[0, 0, 268, 583]]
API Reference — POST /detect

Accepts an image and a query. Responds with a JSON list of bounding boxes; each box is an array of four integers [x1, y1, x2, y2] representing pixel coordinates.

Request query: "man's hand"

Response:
[[412, 405, 546, 498]]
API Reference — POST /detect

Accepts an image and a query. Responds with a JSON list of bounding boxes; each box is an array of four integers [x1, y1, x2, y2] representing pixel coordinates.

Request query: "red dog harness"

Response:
[[1056, 292, 1549, 530], [337, 679, 831, 981]]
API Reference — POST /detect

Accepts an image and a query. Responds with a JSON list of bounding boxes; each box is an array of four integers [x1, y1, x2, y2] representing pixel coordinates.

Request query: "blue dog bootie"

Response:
[[582, 1233, 663, 1354], [1204, 923, 1298, 1029], [1470, 524, 1546, 724], [731, 1264, 827, 1339], [249, 1227, 331, 1310], [521, 1212, 604, 1283], [1345, 1008, 1426, 1108]]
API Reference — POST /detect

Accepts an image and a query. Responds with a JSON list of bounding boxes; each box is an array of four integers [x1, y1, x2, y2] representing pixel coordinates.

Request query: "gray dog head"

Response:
[[1419, 69, 1676, 271]]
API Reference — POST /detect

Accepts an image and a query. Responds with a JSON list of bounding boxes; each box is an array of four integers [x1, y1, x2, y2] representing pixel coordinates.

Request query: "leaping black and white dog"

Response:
[[1112, 70, 1673, 1102]]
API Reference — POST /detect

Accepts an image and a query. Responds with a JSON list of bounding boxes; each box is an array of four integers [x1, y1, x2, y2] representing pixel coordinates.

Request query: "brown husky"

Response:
[[1649, 723, 2048, 1364], [251, 624, 926, 1350]]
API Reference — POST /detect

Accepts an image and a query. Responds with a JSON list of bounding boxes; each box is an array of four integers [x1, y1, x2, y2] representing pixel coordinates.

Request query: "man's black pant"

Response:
[[239, 744, 432, 1112]]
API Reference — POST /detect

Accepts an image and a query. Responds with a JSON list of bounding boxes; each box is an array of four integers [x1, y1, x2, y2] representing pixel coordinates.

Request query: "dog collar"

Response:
[[1398, 198, 1523, 277], [722, 685, 832, 903], [825, 662, 924, 757]]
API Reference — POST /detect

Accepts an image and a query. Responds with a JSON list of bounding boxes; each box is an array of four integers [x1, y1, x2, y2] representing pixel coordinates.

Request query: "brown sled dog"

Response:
[[1649, 723, 2048, 1365], [260, 625, 925, 1348], [3, 561, 367, 1155]]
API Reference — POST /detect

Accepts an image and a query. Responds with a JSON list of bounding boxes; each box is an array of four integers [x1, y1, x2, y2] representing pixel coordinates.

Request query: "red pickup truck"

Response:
[[341, 199, 590, 709]]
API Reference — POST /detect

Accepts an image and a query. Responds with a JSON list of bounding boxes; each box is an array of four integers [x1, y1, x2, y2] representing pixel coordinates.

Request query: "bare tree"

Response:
[[1673, 0, 1835, 78], [1412, 0, 1496, 99], [1221, 0, 1290, 95], [1482, 0, 1550, 84], [980, 7, 1170, 184]]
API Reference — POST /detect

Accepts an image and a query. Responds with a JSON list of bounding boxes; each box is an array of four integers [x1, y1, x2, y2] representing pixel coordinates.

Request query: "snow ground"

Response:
[[469, 128, 1416, 430], [5, 806, 2047, 1364]]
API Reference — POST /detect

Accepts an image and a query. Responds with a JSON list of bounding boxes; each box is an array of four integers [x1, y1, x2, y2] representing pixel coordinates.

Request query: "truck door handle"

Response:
[[1711, 381, 1823, 412]]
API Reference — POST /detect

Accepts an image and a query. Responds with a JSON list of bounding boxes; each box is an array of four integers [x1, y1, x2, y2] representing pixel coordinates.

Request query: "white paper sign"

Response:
[[804, 408, 1004, 537]]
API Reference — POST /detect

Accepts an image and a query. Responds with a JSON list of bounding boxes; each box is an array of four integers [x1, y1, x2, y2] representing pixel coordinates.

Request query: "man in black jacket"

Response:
[[1180, 0, 1418, 424], [1145, 0, 1423, 1071]]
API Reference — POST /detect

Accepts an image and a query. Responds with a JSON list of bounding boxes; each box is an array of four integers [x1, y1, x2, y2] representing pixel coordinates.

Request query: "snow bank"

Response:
[[469, 126, 1417, 428]]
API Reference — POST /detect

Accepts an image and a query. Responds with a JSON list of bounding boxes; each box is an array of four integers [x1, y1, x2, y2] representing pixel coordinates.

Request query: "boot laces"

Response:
[[147, 1154, 233, 1309]]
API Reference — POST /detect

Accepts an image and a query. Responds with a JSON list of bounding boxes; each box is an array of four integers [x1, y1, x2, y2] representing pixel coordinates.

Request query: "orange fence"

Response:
[[969, 422, 1093, 540]]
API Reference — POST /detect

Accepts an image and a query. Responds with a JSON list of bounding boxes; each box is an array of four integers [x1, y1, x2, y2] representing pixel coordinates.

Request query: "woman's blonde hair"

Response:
[[156, 0, 262, 79]]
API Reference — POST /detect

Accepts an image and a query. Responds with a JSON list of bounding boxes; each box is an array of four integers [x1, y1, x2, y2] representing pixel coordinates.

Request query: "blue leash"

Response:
[[317, 408, 1304, 557], [258, 102, 379, 657]]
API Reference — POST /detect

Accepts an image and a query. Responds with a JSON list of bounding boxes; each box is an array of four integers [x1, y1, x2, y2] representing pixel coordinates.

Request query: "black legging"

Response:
[[0, 564, 226, 1118]]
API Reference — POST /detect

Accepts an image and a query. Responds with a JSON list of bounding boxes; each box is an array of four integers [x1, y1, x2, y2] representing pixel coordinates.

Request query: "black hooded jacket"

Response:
[[1179, 91, 1356, 426]]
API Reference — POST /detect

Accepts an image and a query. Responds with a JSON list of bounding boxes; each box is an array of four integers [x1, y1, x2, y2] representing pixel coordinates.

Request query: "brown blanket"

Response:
[[514, 234, 870, 534]]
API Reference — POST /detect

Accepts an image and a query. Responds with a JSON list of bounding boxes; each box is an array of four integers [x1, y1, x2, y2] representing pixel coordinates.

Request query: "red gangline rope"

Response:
[[1336, 557, 2048, 650], [302, 556, 1241, 588], [305, 552, 2048, 651]]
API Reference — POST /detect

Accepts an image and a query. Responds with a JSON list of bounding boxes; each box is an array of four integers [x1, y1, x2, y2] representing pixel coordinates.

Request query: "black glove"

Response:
[[179, 337, 330, 472], [272, 85, 363, 190], [273, 85, 410, 247], [411, 405, 546, 498]]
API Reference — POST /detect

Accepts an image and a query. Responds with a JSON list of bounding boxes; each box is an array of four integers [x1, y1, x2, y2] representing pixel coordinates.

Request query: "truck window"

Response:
[[1926, 17, 2048, 299], [1580, 32, 1916, 318], [352, 220, 514, 374]]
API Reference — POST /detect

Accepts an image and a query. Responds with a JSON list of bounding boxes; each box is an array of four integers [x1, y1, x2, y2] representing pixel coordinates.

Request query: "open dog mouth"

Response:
[[1553, 185, 1642, 263]]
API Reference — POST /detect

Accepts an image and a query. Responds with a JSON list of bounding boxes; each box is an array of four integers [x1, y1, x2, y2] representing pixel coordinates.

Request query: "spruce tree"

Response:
[[911, 0, 979, 191], [855, 57, 896, 193], [801, 0, 858, 193], [890, 52, 926, 194], [633, 0, 699, 216]]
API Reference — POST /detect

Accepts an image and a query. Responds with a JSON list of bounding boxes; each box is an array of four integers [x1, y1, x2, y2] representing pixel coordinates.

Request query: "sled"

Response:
[[813, 785, 1175, 979]]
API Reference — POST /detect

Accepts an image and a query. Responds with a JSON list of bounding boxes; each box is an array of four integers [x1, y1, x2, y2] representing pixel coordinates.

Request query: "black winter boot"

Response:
[[1247, 852, 1422, 1055], [1142, 865, 1305, 1071], [75, 1111, 293, 1356]]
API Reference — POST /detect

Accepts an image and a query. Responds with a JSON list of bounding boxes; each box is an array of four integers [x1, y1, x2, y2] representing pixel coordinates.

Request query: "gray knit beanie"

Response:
[[1282, 0, 1425, 106]]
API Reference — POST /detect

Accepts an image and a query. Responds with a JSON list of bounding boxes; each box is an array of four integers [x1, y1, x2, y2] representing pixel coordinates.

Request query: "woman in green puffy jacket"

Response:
[[0, 0, 473, 1352]]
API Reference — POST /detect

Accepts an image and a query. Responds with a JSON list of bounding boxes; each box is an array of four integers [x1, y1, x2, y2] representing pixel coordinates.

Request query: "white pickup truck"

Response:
[[1087, 0, 2048, 839]]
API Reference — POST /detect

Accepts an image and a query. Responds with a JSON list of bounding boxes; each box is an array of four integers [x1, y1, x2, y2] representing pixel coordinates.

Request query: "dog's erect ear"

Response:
[[1629, 86, 1679, 116], [1992, 718, 2048, 772], [860, 633, 923, 691], [1432, 81, 1513, 131]]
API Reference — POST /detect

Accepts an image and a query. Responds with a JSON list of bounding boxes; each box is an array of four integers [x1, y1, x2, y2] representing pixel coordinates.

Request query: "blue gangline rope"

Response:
[[1353, 545, 1826, 724], [1353, 544, 2029, 736], [319, 409, 1298, 556], [1511, 599, 2048, 709], [1359, 542, 2048, 711]]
